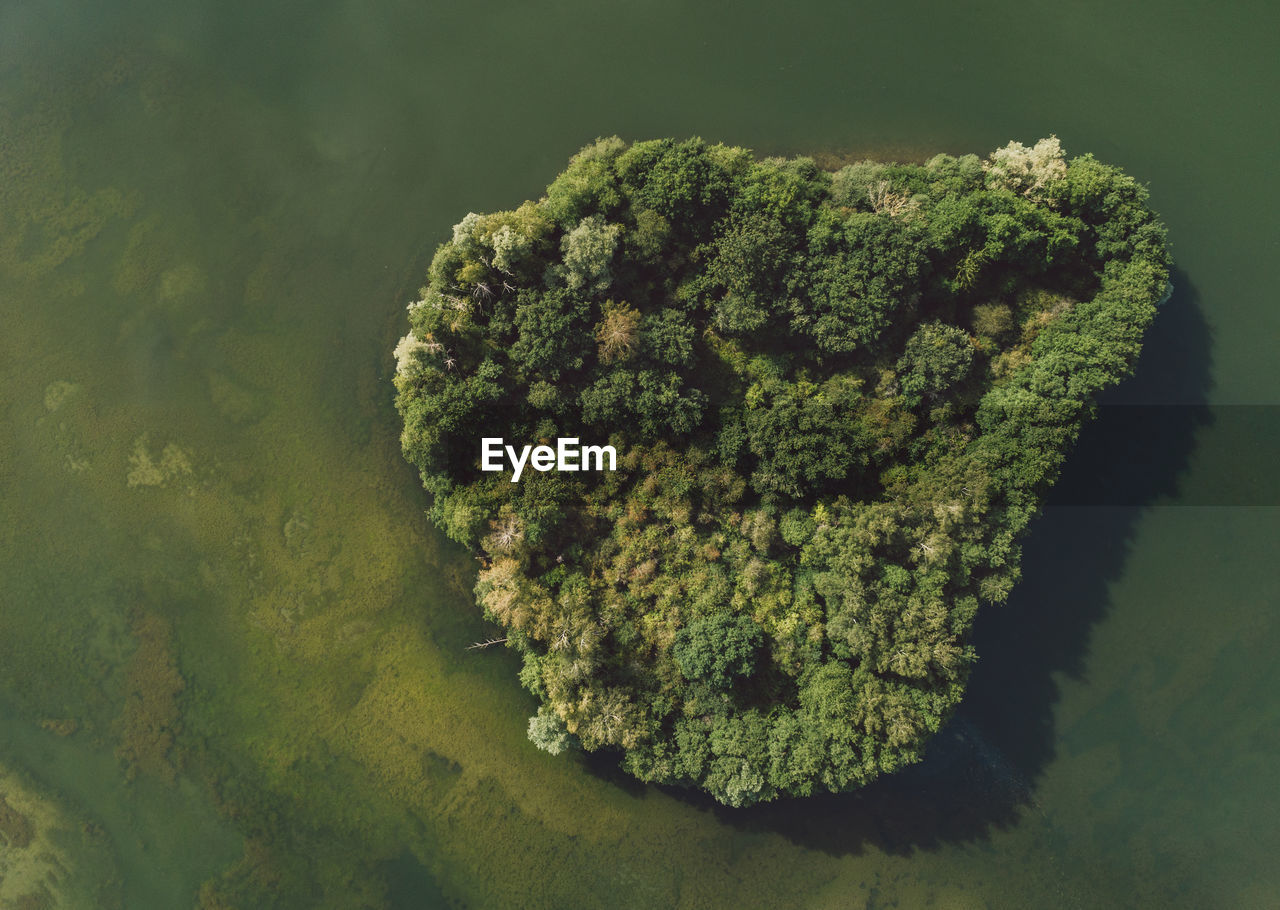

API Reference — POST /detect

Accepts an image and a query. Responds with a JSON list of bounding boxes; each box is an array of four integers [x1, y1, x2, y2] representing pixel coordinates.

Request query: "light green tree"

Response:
[[527, 706, 572, 755], [561, 215, 621, 294]]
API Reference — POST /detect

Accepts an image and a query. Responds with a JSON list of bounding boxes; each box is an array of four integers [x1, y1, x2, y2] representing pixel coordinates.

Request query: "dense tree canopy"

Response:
[[394, 136, 1169, 806]]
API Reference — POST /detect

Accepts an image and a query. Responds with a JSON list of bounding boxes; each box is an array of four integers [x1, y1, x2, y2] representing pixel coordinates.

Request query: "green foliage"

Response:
[[394, 136, 1170, 806], [830, 160, 887, 207], [511, 288, 590, 379], [641, 308, 696, 367], [528, 706, 573, 755], [743, 374, 870, 498], [672, 614, 763, 687], [560, 215, 622, 294], [543, 137, 626, 226], [778, 508, 816, 547], [896, 322, 975, 399], [972, 302, 1014, 341], [788, 211, 926, 354]]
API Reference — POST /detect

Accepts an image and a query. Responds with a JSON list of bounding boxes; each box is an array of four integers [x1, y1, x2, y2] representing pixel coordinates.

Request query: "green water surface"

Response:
[[1, 0, 1277, 907]]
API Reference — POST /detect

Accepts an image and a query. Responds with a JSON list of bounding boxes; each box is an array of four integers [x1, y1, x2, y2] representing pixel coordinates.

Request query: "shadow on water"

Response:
[[384, 851, 451, 910], [628, 269, 1214, 856]]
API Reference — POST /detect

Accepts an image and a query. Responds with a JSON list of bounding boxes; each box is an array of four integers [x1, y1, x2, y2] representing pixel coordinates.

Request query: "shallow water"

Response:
[[1, 0, 1277, 906]]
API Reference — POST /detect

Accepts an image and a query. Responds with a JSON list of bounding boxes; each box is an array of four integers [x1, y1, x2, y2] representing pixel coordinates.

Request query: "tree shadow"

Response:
[[639, 268, 1213, 856]]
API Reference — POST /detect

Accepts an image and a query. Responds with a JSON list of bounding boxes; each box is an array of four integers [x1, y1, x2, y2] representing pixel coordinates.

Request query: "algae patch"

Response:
[[115, 609, 186, 783], [42, 380, 81, 413], [0, 764, 122, 910], [126, 435, 193, 488]]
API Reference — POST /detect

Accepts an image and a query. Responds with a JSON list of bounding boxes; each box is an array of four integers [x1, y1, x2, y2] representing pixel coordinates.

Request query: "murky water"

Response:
[[2, 0, 1277, 906]]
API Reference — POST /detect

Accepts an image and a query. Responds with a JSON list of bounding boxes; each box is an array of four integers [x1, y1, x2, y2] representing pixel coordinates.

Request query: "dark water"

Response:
[[1, 0, 1276, 906]]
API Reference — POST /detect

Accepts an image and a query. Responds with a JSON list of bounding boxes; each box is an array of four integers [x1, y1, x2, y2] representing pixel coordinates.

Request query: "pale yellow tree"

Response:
[[984, 135, 1067, 199], [595, 300, 640, 362]]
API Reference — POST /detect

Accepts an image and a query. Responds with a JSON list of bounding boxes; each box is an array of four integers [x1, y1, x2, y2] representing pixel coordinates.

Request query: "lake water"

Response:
[[1, 0, 1277, 906]]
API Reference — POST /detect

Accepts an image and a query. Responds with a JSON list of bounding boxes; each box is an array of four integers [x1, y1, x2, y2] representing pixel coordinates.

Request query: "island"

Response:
[[393, 136, 1169, 806]]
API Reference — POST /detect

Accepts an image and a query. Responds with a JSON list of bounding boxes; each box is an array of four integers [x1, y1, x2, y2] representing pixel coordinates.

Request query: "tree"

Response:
[[672, 613, 763, 688], [789, 211, 926, 354], [896, 322, 975, 400], [595, 301, 640, 363], [510, 288, 590, 379], [561, 216, 622, 294], [703, 211, 792, 336], [528, 706, 573, 755], [984, 135, 1067, 199], [641, 308, 696, 367]]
